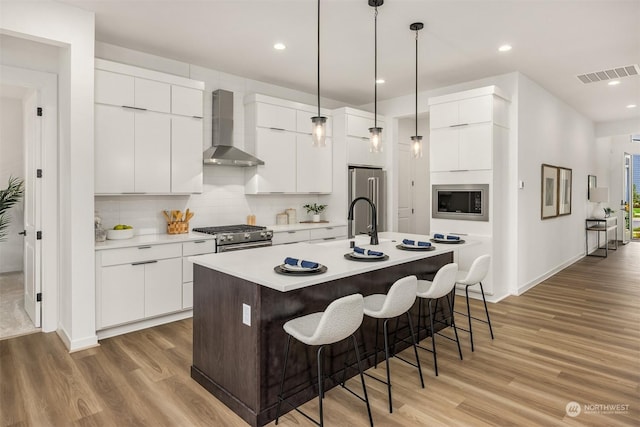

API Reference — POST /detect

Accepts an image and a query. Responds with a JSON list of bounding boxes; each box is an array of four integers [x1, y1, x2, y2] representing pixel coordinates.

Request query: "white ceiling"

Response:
[[59, 0, 640, 124]]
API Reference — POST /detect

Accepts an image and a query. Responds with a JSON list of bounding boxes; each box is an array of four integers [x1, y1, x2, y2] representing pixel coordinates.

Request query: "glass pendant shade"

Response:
[[369, 127, 383, 153], [311, 116, 327, 147], [411, 135, 422, 158]]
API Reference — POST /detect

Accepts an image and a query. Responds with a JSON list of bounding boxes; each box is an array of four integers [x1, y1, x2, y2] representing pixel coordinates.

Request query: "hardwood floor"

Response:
[[2, 243, 638, 426]]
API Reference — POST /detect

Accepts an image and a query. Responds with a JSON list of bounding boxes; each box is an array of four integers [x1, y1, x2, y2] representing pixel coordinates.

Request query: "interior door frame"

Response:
[[1, 65, 58, 332]]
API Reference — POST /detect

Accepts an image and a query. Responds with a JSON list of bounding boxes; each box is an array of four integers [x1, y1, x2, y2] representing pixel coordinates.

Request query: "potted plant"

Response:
[[0, 176, 25, 242], [303, 203, 327, 223]]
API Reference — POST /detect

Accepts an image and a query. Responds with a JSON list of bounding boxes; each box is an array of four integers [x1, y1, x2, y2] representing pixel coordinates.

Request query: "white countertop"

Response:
[[190, 232, 476, 292], [268, 221, 347, 233], [95, 232, 215, 250]]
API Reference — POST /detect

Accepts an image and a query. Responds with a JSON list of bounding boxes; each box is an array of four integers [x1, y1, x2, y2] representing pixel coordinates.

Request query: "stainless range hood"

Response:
[[203, 89, 264, 166]]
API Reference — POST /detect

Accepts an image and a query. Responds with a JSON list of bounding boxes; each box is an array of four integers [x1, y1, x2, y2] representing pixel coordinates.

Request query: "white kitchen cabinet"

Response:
[[244, 94, 333, 194], [347, 114, 375, 139], [171, 116, 204, 193], [297, 134, 332, 193], [95, 104, 135, 193], [99, 263, 145, 328], [171, 85, 203, 117], [144, 258, 182, 318], [308, 226, 347, 242], [272, 229, 311, 245], [135, 112, 171, 192], [272, 225, 347, 245], [181, 240, 216, 309], [95, 59, 204, 195], [332, 107, 385, 167], [430, 95, 494, 129], [430, 123, 493, 172]]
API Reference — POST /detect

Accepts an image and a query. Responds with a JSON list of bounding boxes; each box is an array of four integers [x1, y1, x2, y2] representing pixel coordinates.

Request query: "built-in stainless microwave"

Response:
[[432, 184, 489, 221]]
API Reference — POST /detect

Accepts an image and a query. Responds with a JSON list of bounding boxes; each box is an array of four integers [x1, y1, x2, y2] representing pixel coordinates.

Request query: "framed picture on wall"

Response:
[[541, 164, 558, 219], [588, 175, 597, 200], [558, 167, 572, 216]]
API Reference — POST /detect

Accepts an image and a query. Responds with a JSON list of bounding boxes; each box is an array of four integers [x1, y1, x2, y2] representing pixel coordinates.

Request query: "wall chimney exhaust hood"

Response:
[[203, 89, 264, 166]]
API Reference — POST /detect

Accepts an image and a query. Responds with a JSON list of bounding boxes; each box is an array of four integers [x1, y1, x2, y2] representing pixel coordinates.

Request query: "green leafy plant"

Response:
[[303, 203, 327, 215], [0, 176, 25, 241]]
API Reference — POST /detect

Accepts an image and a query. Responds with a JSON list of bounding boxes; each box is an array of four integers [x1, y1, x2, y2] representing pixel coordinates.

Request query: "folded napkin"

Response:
[[433, 233, 460, 241], [402, 239, 431, 247], [353, 246, 384, 257], [284, 257, 319, 269]]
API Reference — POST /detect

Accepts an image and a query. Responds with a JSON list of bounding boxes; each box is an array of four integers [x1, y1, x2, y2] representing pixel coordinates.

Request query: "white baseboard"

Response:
[[96, 310, 193, 340], [56, 326, 99, 352], [516, 252, 583, 296]]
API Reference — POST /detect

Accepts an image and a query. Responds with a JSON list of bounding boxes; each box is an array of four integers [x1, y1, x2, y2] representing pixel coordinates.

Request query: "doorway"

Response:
[[631, 154, 640, 240]]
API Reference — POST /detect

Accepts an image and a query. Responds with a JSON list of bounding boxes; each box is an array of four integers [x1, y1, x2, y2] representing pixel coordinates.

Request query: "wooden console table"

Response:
[[585, 217, 617, 257]]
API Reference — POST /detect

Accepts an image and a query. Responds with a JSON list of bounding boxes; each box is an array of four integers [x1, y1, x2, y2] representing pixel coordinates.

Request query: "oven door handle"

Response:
[[217, 241, 272, 252]]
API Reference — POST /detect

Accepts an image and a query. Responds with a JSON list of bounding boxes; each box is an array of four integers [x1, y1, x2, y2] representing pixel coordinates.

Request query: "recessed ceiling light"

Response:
[[627, 104, 637, 109], [608, 80, 621, 86], [273, 43, 286, 50], [376, 78, 385, 84], [498, 44, 512, 52]]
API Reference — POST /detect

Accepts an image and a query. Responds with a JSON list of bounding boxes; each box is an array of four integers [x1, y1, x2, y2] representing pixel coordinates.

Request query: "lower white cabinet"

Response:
[[272, 225, 347, 245], [181, 240, 216, 309], [144, 258, 182, 318], [99, 263, 145, 327]]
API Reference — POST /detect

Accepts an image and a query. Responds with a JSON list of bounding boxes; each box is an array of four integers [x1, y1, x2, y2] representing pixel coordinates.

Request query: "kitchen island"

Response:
[[189, 232, 471, 426]]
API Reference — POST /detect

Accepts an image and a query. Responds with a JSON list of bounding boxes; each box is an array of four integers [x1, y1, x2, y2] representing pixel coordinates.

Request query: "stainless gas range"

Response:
[[192, 224, 273, 252]]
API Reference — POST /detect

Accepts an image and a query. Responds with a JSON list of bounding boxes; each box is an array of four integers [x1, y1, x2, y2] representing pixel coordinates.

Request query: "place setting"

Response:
[[274, 257, 327, 275], [396, 238, 436, 251], [430, 233, 466, 244], [344, 246, 389, 262]]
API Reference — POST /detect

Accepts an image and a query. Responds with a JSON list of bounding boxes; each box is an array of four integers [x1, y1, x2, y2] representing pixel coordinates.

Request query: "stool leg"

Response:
[[374, 319, 379, 368], [383, 318, 393, 413], [352, 334, 374, 427], [465, 285, 474, 352], [428, 299, 438, 376], [275, 335, 292, 425], [449, 292, 463, 361], [317, 345, 326, 427], [406, 312, 424, 388], [479, 281, 494, 339]]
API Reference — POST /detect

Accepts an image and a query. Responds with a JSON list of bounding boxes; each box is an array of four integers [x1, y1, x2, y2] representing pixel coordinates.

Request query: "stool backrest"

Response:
[[461, 254, 490, 285], [380, 275, 418, 318], [421, 263, 458, 299], [309, 293, 364, 345]]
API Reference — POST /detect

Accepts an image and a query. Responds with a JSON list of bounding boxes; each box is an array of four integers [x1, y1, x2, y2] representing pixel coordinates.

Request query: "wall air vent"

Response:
[[577, 64, 639, 84]]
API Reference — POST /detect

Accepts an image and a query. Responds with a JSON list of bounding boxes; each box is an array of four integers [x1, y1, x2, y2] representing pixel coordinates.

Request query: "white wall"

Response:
[[516, 74, 595, 293], [0, 96, 24, 273], [1, 0, 96, 350], [595, 118, 640, 138]]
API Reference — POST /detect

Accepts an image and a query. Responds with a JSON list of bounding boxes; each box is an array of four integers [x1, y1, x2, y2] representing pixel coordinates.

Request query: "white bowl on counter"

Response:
[[106, 228, 135, 240]]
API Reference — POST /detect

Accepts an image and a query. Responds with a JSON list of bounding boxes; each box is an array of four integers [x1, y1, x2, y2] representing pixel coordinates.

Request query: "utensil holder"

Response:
[[167, 221, 189, 234]]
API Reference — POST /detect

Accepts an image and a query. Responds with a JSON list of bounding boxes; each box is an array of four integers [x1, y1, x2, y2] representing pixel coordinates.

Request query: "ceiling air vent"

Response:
[[577, 64, 639, 84]]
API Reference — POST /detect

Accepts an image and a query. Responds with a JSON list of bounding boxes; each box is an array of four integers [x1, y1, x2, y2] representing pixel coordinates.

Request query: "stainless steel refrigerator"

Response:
[[348, 167, 386, 238]]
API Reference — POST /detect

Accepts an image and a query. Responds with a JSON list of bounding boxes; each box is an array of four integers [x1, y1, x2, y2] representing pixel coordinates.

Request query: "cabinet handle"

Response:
[[450, 123, 469, 128], [192, 116, 203, 119], [122, 192, 147, 194], [193, 240, 206, 244], [122, 105, 148, 111], [323, 237, 336, 240], [269, 127, 286, 132], [138, 246, 152, 249], [326, 227, 333, 230], [287, 231, 297, 234], [132, 260, 158, 266], [451, 169, 469, 172]]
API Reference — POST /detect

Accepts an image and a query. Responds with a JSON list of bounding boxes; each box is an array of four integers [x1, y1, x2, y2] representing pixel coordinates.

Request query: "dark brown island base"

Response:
[[190, 234, 464, 426]]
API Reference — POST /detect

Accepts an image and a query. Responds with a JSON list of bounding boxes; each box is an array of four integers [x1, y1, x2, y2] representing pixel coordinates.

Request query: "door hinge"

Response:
[[37, 231, 42, 240], [37, 107, 43, 117], [412, 208, 415, 214], [36, 293, 42, 302], [37, 169, 43, 178], [412, 180, 414, 186]]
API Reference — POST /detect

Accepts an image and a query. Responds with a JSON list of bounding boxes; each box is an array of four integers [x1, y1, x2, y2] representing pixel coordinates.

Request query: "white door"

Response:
[[22, 89, 41, 327]]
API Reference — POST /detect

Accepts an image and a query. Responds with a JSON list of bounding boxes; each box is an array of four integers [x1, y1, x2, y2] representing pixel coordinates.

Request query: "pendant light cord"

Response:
[[415, 28, 418, 136], [374, 6, 378, 128], [317, 0, 321, 117]]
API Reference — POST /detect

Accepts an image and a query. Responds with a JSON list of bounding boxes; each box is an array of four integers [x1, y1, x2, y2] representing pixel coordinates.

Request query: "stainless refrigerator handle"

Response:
[[367, 177, 375, 227], [373, 177, 380, 227]]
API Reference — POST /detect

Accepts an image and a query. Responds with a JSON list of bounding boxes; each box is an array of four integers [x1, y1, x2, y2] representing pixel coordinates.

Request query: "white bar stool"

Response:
[[455, 254, 494, 351], [362, 275, 424, 413], [275, 293, 373, 427], [416, 263, 463, 376]]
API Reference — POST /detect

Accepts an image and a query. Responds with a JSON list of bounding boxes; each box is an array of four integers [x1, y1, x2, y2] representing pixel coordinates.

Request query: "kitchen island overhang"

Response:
[[189, 232, 472, 427]]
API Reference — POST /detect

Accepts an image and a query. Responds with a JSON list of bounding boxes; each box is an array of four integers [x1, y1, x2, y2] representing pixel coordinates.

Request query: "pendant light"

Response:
[[311, 0, 327, 147], [410, 22, 424, 158], [368, 0, 383, 153]]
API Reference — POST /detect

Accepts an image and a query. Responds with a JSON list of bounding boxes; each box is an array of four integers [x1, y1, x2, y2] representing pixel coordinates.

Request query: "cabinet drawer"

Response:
[[309, 226, 347, 241], [272, 230, 310, 245], [183, 240, 216, 256], [255, 102, 296, 131], [101, 243, 182, 267]]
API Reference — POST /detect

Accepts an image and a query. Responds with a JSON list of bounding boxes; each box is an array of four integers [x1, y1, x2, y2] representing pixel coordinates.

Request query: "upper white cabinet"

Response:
[[94, 59, 204, 195], [244, 94, 333, 194], [333, 107, 385, 168], [429, 86, 509, 172]]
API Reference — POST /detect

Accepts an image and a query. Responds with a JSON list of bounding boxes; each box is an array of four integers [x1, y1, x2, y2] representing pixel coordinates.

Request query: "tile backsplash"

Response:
[[95, 166, 322, 235]]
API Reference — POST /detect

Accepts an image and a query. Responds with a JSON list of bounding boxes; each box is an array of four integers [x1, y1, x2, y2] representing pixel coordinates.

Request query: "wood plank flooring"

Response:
[[2, 243, 638, 426]]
